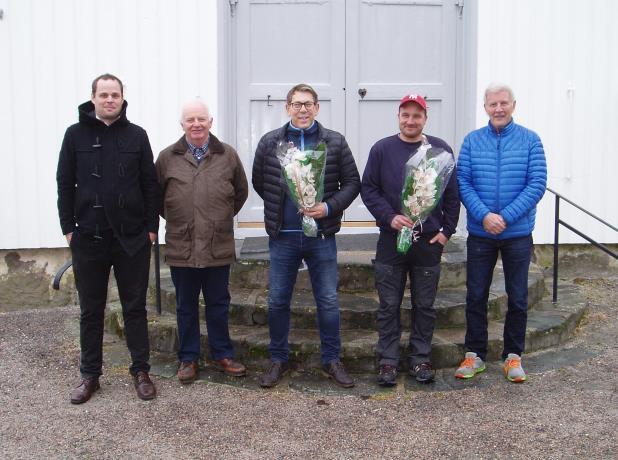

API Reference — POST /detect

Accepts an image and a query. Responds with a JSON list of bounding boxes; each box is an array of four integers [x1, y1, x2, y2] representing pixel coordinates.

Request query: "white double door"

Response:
[[233, 0, 458, 223]]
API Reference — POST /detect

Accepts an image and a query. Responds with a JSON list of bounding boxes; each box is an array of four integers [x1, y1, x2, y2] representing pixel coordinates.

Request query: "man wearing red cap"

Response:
[[361, 94, 459, 386]]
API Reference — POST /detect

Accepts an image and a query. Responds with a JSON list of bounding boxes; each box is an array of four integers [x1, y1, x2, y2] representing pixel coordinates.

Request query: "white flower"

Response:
[[416, 183, 436, 199], [408, 199, 423, 217], [299, 164, 313, 179], [413, 169, 425, 183], [287, 146, 301, 155], [425, 167, 438, 183], [419, 195, 436, 209], [284, 163, 298, 180], [303, 183, 317, 207]]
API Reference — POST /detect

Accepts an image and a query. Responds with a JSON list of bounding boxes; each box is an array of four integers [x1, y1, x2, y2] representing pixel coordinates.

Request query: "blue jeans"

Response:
[[465, 235, 533, 361], [170, 265, 234, 362], [268, 233, 341, 365]]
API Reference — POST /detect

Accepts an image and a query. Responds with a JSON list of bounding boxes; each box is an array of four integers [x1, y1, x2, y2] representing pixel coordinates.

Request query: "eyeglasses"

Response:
[[289, 101, 316, 111]]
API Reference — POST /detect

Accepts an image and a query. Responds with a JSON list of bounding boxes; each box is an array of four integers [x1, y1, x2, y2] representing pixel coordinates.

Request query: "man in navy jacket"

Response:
[[455, 83, 547, 383], [361, 94, 459, 386], [252, 84, 360, 388]]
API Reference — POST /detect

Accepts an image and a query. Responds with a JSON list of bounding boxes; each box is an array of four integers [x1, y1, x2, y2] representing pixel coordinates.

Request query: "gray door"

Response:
[[233, 0, 458, 224], [344, 0, 458, 220]]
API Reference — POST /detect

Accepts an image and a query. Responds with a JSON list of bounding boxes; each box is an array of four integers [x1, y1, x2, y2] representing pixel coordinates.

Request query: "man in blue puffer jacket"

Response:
[[455, 83, 547, 383]]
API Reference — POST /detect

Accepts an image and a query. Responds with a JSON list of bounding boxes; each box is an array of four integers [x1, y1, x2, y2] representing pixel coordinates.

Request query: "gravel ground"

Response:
[[1, 276, 617, 459]]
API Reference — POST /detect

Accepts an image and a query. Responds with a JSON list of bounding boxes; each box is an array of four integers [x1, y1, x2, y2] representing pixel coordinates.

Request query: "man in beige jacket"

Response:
[[156, 99, 248, 383]]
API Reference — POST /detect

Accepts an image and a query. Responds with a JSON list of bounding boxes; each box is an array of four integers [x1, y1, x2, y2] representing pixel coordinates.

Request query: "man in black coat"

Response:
[[252, 83, 360, 388], [57, 74, 159, 404]]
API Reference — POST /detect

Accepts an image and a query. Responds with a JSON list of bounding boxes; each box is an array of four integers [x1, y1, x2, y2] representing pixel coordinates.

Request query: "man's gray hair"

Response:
[[484, 83, 515, 103], [180, 98, 212, 123]]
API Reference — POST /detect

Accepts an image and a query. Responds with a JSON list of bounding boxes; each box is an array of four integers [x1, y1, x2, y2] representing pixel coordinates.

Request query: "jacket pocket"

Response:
[[119, 149, 141, 177], [211, 221, 234, 259], [164, 222, 191, 260]]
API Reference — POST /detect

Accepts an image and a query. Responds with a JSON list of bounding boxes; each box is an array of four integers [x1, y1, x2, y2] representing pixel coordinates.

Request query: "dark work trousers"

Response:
[[70, 229, 151, 378], [169, 265, 234, 362], [465, 234, 533, 361], [374, 231, 443, 368]]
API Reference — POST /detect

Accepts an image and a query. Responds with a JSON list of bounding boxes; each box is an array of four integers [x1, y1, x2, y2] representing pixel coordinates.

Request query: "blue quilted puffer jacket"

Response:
[[457, 120, 547, 239]]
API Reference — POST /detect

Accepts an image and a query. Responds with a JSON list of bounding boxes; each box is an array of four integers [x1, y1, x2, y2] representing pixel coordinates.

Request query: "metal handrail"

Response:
[[547, 187, 618, 302], [154, 238, 162, 314], [52, 259, 73, 290]]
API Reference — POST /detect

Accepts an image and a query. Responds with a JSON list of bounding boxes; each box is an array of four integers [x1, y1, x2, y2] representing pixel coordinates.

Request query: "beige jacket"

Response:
[[156, 134, 248, 267]]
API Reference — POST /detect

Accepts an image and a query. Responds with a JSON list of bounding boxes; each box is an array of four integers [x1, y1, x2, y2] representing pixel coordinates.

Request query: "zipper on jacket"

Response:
[[495, 132, 502, 212]]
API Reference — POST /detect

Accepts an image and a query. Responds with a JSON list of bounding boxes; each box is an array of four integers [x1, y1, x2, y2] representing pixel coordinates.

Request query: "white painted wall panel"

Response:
[[476, 0, 618, 244], [0, 0, 218, 249], [2, 0, 616, 248]]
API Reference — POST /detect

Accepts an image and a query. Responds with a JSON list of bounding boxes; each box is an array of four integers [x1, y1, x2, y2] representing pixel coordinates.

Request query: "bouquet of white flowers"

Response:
[[396, 138, 455, 254], [276, 140, 327, 237]]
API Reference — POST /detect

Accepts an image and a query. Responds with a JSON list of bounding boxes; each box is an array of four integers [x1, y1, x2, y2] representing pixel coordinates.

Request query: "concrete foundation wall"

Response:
[[0, 243, 615, 311]]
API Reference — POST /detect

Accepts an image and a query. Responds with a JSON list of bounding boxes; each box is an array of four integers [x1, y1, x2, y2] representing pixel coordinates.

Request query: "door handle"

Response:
[[358, 88, 367, 99]]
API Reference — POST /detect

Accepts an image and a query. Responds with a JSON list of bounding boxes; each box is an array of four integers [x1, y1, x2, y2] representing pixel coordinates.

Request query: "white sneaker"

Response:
[[454, 352, 486, 379], [503, 353, 527, 383]]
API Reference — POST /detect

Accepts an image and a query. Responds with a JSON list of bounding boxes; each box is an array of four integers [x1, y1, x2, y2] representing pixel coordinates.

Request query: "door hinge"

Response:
[[229, 0, 239, 17], [456, 0, 464, 18]]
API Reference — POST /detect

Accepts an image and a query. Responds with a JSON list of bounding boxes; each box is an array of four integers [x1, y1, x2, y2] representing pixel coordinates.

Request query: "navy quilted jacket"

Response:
[[457, 120, 547, 239], [252, 122, 360, 237]]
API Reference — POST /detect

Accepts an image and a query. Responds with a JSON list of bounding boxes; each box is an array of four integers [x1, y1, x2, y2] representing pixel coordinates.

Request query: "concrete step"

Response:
[[230, 235, 468, 293], [108, 282, 586, 372], [155, 267, 545, 329]]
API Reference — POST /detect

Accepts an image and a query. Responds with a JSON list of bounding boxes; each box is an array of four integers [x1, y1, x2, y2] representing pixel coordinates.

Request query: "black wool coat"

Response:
[[56, 100, 159, 256]]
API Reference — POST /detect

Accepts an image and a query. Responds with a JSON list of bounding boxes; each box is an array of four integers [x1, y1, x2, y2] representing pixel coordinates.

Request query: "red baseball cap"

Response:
[[399, 93, 427, 111]]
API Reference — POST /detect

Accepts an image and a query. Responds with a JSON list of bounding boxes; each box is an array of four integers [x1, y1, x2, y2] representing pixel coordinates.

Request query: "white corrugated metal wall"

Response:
[[0, 0, 219, 249], [476, 0, 618, 244]]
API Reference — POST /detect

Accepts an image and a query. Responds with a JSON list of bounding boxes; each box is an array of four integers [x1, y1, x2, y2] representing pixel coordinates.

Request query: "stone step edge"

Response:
[[156, 264, 545, 292], [153, 271, 547, 328], [105, 291, 586, 371]]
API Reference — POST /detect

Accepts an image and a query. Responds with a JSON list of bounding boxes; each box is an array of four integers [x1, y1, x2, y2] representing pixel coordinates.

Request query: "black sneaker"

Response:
[[410, 362, 435, 383], [377, 364, 398, 387]]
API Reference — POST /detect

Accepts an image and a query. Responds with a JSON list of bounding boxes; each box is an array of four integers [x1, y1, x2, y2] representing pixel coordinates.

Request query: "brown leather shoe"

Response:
[[70, 377, 100, 404], [322, 361, 355, 388], [213, 358, 246, 377], [259, 361, 289, 388], [177, 361, 199, 384], [133, 371, 156, 400]]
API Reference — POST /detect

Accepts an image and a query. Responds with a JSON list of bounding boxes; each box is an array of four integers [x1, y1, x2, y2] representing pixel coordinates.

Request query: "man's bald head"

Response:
[[180, 99, 213, 147]]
